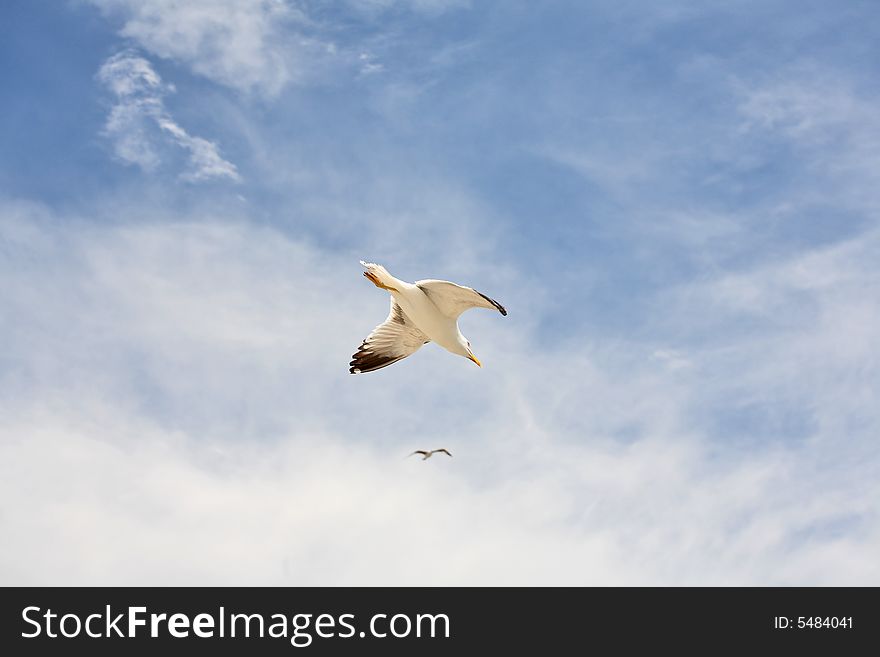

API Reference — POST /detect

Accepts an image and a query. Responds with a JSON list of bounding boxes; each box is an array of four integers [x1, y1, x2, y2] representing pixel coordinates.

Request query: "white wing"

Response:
[[415, 280, 507, 319], [350, 298, 430, 374]]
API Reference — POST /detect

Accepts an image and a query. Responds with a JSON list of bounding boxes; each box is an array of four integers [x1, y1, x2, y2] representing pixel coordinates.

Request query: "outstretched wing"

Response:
[[435, 448, 453, 457], [415, 279, 507, 319], [350, 298, 430, 374]]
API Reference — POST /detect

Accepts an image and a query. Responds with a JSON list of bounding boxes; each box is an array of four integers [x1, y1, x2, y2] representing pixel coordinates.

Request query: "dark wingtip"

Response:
[[349, 350, 363, 374], [349, 342, 402, 374], [477, 290, 507, 316]]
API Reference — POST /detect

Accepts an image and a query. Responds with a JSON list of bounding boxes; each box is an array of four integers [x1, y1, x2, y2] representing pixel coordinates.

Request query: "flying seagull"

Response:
[[408, 449, 453, 460], [350, 261, 507, 374]]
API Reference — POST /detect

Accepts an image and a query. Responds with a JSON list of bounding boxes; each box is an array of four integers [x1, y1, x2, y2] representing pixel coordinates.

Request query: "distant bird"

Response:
[[408, 449, 453, 460], [350, 261, 507, 374]]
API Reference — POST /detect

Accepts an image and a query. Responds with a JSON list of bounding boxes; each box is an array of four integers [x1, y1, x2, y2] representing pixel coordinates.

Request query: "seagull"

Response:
[[408, 448, 453, 460], [350, 261, 507, 374]]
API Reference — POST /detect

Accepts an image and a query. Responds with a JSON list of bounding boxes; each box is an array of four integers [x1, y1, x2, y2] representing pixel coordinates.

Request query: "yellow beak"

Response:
[[467, 352, 482, 368]]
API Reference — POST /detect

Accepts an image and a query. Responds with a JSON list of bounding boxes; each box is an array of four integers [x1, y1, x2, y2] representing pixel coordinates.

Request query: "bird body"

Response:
[[374, 268, 459, 352], [409, 449, 453, 460], [350, 261, 507, 374]]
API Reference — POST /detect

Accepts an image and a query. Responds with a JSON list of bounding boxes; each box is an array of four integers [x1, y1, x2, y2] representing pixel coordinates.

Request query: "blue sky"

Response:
[[1, 1, 878, 584]]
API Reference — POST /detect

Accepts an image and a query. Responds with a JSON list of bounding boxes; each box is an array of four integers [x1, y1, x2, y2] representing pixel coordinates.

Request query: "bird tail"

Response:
[[360, 260, 399, 288]]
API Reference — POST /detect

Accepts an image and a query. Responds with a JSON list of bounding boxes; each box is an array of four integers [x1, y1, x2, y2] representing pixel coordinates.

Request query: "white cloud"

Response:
[[534, 143, 656, 193], [87, 1, 471, 96], [98, 51, 241, 182], [738, 77, 860, 140], [736, 70, 880, 207], [89, 0, 306, 96], [358, 52, 384, 76], [1, 199, 877, 585]]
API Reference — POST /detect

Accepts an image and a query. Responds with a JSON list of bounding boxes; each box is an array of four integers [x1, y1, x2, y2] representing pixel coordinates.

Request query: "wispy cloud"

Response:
[[98, 50, 241, 182], [1, 199, 877, 584], [89, 0, 306, 96], [87, 0, 471, 96], [358, 52, 384, 76], [737, 69, 880, 208]]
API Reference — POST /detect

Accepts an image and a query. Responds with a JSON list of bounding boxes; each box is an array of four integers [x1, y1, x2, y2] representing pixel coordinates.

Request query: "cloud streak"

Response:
[[1, 199, 877, 585], [87, 0, 471, 97], [89, 0, 304, 96], [98, 50, 241, 182]]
